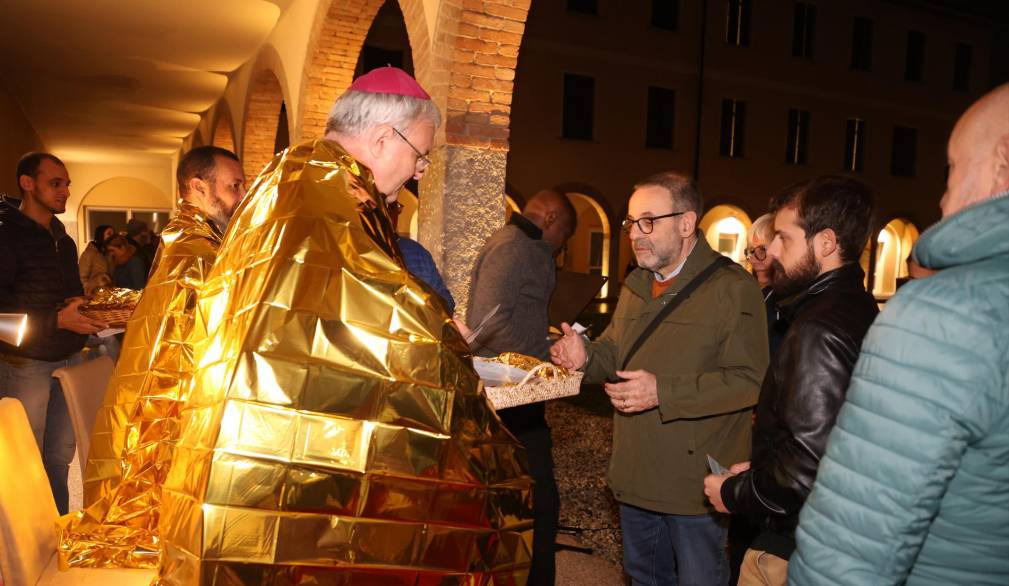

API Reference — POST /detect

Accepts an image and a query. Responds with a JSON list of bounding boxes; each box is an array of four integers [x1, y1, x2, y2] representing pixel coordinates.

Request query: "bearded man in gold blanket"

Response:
[[156, 67, 535, 585], [56, 146, 246, 568]]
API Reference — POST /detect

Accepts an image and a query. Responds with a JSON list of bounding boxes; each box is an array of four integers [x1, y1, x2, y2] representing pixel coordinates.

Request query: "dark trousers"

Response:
[[514, 425, 560, 586]]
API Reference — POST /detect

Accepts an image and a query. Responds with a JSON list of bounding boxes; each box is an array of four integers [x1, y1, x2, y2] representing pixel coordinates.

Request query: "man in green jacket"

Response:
[[789, 84, 1009, 586], [552, 172, 768, 586]]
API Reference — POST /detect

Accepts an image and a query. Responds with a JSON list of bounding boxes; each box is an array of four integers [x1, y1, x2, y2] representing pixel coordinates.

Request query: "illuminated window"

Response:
[[786, 108, 810, 165], [699, 205, 752, 264], [873, 218, 919, 298], [844, 118, 866, 172], [726, 0, 751, 46], [720, 99, 746, 158], [86, 207, 171, 239]]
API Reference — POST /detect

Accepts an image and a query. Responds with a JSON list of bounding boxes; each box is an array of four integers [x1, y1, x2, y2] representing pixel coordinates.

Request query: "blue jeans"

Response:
[[0, 352, 81, 515], [620, 503, 729, 586]]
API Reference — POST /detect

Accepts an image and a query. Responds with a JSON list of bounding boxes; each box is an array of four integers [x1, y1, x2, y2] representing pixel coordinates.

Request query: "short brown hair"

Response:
[[769, 175, 874, 263], [16, 152, 65, 195]]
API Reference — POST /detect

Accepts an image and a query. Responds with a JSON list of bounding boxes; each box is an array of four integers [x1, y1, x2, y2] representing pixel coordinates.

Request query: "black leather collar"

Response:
[[508, 213, 543, 240], [778, 262, 866, 321]]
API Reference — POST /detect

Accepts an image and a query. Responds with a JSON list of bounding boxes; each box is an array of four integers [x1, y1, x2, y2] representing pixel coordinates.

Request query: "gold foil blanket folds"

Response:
[[156, 139, 534, 585], [57, 200, 224, 568]]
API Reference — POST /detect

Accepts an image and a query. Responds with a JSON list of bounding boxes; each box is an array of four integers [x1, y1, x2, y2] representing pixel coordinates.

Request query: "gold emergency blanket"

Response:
[[56, 200, 224, 568], [157, 140, 534, 585]]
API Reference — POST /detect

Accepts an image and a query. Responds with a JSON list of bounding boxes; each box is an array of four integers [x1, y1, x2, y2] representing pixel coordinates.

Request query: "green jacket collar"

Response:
[[625, 231, 722, 300], [914, 191, 1009, 270]]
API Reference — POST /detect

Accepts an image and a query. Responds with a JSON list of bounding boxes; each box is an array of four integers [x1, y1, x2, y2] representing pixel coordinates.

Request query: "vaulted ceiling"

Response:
[[0, 0, 293, 163]]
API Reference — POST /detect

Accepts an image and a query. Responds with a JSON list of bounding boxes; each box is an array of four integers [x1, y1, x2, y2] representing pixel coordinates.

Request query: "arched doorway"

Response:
[[565, 193, 612, 297], [76, 177, 173, 246], [242, 68, 288, 180], [873, 218, 919, 298], [699, 204, 753, 264]]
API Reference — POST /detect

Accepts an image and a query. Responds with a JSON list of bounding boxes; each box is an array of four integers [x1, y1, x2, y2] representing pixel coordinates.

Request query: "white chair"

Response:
[[52, 356, 114, 479], [0, 398, 155, 585]]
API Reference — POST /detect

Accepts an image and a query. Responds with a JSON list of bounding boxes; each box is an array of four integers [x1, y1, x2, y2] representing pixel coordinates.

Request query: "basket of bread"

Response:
[[474, 352, 583, 410], [79, 287, 142, 327]]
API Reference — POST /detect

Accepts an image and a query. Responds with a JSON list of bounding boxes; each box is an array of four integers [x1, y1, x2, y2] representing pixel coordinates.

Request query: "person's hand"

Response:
[[549, 322, 587, 370], [57, 298, 107, 334], [703, 473, 731, 513], [604, 369, 658, 413], [729, 461, 751, 475], [452, 317, 473, 342]]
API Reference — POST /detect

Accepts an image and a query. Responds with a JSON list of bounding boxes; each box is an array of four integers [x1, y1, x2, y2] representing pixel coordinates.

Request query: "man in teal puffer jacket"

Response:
[[789, 84, 1009, 585]]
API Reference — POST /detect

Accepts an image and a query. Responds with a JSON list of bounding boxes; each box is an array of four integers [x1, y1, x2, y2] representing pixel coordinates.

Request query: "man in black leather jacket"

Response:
[[703, 176, 879, 585]]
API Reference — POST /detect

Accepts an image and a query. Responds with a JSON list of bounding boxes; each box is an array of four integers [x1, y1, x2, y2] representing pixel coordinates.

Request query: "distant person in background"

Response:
[[728, 212, 781, 586], [126, 218, 157, 273], [79, 224, 114, 295], [467, 188, 578, 586], [106, 234, 147, 290], [746, 214, 775, 289], [746, 213, 786, 356]]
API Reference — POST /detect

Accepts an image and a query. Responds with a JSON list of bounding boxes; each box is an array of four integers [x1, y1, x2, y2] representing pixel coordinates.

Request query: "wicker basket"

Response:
[[478, 360, 583, 410], [79, 307, 134, 328]]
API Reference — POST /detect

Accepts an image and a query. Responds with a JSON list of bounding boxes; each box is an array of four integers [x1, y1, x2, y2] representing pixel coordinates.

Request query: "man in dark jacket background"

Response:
[[466, 188, 577, 586], [0, 152, 107, 514], [703, 176, 878, 585]]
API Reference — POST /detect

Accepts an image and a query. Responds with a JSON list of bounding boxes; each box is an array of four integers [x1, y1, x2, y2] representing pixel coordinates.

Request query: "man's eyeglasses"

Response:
[[392, 127, 432, 171], [621, 211, 686, 234], [744, 245, 767, 261]]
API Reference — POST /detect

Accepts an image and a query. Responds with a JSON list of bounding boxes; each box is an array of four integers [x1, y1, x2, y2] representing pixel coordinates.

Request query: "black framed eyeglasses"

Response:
[[744, 245, 767, 261], [621, 211, 686, 234], [388, 200, 404, 214], [392, 127, 432, 171]]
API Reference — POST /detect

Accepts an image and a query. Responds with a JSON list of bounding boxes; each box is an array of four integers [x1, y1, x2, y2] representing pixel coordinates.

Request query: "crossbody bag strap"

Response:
[[620, 256, 733, 370]]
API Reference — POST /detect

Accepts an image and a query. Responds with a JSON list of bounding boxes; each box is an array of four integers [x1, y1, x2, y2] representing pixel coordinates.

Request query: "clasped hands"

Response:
[[549, 322, 658, 414]]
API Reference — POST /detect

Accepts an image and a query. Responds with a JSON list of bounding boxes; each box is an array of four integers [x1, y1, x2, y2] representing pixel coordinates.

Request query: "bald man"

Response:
[[466, 188, 577, 586], [789, 85, 1009, 585]]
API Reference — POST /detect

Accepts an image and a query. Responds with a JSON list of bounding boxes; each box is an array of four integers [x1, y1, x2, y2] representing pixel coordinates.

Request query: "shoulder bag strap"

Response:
[[620, 256, 733, 370]]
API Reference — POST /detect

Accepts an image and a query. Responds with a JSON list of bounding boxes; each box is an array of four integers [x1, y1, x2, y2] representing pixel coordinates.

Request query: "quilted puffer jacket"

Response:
[[789, 192, 1009, 586]]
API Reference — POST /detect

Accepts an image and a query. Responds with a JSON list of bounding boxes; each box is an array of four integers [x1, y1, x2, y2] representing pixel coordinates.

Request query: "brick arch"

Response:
[[435, 1, 529, 150], [297, 0, 387, 141], [242, 67, 287, 180], [297, 0, 529, 148], [212, 103, 236, 154], [190, 126, 206, 148]]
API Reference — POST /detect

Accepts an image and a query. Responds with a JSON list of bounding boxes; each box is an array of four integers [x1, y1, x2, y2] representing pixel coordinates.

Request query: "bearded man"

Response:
[[57, 146, 245, 568], [703, 175, 878, 586], [551, 171, 767, 586]]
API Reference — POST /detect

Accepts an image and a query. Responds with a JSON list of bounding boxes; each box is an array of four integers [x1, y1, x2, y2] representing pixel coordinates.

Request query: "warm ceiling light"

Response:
[[0, 314, 28, 347]]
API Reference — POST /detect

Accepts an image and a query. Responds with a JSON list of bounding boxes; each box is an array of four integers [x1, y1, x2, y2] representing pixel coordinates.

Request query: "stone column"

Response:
[[418, 145, 506, 318]]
